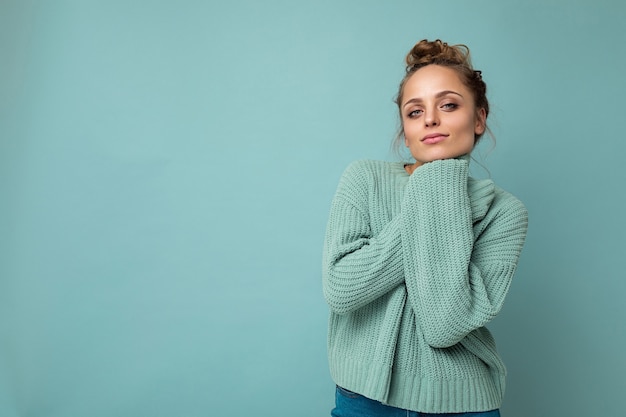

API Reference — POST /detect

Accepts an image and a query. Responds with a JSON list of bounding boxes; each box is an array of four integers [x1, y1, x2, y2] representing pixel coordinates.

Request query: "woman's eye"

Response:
[[407, 109, 422, 118], [441, 103, 458, 110]]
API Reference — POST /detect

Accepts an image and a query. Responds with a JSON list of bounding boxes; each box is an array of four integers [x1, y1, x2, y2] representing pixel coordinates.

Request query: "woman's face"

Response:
[[401, 65, 485, 169]]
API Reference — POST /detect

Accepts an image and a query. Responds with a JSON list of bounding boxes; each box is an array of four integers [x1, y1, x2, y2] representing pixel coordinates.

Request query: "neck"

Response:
[[404, 161, 423, 175]]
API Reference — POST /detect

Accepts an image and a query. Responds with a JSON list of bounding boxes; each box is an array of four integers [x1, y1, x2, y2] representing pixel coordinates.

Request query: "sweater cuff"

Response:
[[404, 159, 471, 228], [410, 158, 469, 196]]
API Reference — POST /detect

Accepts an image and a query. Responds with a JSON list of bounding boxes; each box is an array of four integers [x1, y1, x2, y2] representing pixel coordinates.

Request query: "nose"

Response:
[[424, 110, 439, 127]]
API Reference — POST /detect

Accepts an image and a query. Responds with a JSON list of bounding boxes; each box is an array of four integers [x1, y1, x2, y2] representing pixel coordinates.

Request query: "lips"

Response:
[[421, 133, 448, 144]]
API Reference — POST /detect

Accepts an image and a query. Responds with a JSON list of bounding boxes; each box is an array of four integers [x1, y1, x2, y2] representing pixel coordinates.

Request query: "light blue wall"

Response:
[[1, 1, 625, 416]]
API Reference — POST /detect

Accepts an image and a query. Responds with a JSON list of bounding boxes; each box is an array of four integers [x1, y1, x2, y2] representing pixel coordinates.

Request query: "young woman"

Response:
[[322, 39, 528, 416]]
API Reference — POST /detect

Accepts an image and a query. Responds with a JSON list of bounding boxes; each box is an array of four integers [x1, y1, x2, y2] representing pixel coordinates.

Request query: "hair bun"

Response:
[[406, 39, 471, 72]]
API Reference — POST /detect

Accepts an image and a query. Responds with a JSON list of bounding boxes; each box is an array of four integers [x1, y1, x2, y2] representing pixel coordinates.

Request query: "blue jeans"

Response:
[[332, 386, 501, 417]]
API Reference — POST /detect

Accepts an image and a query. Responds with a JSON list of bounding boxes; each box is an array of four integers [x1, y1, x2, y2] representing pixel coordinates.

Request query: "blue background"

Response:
[[1, 1, 625, 416]]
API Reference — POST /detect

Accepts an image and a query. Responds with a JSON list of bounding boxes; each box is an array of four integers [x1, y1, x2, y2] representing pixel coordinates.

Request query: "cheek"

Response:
[[401, 123, 410, 146], [403, 123, 419, 144], [460, 118, 479, 137]]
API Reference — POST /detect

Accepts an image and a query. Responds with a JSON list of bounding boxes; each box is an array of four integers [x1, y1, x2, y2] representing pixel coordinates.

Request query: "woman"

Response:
[[322, 39, 528, 416]]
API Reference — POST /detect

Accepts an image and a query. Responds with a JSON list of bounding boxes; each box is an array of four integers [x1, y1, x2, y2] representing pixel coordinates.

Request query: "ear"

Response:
[[475, 108, 487, 136]]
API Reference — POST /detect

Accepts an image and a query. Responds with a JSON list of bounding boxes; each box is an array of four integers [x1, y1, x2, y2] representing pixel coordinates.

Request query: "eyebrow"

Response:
[[402, 90, 464, 109]]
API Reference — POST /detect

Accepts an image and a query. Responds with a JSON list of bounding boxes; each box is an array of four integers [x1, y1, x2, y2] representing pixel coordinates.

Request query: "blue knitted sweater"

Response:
[[322, 157, 528, 413]]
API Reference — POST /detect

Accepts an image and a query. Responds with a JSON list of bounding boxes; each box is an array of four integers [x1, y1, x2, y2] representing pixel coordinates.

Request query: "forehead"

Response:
[[402, 65, 469, 101]]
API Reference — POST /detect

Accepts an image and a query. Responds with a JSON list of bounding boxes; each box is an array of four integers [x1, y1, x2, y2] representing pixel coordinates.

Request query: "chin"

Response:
[[422, 147, 472, 161], [416, 153, 456, 162]]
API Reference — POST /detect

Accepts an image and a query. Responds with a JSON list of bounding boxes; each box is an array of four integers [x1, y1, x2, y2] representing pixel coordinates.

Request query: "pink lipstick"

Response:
[[421, 133, 448, 144]]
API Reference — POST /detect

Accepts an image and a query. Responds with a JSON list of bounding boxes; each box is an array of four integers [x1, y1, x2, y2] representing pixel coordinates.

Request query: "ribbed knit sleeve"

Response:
[[322, 161, 405, 314], [400, 158, 528, 348]]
